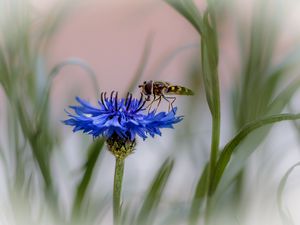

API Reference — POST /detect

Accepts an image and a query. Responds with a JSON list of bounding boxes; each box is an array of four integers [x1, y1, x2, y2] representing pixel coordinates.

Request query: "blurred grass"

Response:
[[0, 0, 102, 223], [135, 158, 174, 225], [71, 138, 105, 219], [166, 0, 300, 224], [0, 0, 300, 225], [277, 162, 300, 225]]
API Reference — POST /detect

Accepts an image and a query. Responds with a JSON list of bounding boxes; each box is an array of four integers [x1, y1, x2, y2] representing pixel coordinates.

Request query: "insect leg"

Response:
[[146, 95, 159, 112], [162, 95, 176, 113], [155, 96, 162, 112]]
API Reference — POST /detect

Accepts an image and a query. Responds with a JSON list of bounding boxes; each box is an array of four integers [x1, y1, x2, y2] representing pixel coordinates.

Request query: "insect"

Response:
[[138, 80, 194, 112]]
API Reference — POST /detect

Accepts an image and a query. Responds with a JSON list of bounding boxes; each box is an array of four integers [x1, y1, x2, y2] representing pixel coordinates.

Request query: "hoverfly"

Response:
[[138, 80, 194, 112]]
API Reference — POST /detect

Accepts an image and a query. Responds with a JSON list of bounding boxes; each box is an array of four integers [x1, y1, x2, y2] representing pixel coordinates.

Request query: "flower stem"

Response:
[[113, 157, 125, 225]]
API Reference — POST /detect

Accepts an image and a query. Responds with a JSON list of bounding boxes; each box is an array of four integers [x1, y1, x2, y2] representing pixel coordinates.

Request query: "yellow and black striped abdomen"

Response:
[[165, 85, 194, 95]]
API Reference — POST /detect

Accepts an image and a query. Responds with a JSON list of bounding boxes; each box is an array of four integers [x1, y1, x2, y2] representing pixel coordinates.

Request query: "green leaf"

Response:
[[200, 12, 221, 217], [234, 0, 284, 128], [200, 10, 220, 118], [277, 162, 300, 225], [71, 138, 105, 218], [0, 144, 10, 189], [120, 203, 137, 225], [268, 79, 300, 114], [202, 11, 218, 67], [36, 58, 99, 124], [0, 48, 10, 93], [210, 113, 300, 194], [267, 46, 300, 79], [220, 79, 300, 195], [15, 99, 54, 193], [48, 58, 99, 90], [165, 1, 221, 185], [164, 0, 203, 35], [120, 203, 132, 225], [188, 163, 209, 225], [136, 158, 174, 225]]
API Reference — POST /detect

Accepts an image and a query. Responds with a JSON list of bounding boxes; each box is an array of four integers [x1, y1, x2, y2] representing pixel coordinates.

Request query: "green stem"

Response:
[[203, 10, 221, 224], [205, 100, 221, 225], [113, 157, 125, 225], [209, 104, 221, 176]]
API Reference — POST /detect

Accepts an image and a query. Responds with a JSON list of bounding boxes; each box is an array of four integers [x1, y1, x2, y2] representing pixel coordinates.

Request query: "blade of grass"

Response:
[[36, 58, 99, 124], [277, 162, 300, 225], [158, 204, 188, 225], [48, 58, 99, 89], [268, 79, 300, 114], [0, 143, 10, 190], [288, 105, 300, 147], [220, 79, 300, 195], [268, 46, 300, 78], [200, 9, 221, 224], [120, 203, 134, 225], [165, 0, 203, 35], [210, 113, 300, 194], [15, 99, 54, 194], [234, 0, 283, 129], [165, 1, 221, 222], [188, 163, 209, 225], [71, 138, 105, 218], [0, 48, 10, 94], [135, 158, 174, 225]]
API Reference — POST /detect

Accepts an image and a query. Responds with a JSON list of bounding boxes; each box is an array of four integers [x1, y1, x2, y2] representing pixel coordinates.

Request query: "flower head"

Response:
[[64, 92, 183, 142]]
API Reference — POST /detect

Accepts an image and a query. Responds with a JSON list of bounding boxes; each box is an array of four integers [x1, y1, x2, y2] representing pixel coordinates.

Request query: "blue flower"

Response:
[[64, 92, 183, 141]]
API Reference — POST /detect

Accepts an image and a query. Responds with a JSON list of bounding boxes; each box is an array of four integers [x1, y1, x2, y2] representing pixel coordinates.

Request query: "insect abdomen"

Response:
[[166, 86, 194, 95]]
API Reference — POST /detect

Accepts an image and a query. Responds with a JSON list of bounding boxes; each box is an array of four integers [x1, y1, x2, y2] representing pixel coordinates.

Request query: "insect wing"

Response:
[[153, 81, 169, 96]]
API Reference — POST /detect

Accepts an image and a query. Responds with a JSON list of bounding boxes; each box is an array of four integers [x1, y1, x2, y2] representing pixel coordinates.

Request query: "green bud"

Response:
[[106, 134, 136, 159]]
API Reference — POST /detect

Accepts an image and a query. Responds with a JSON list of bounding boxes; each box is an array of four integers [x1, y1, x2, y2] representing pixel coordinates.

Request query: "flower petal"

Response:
[[63, 95, 183, 140]]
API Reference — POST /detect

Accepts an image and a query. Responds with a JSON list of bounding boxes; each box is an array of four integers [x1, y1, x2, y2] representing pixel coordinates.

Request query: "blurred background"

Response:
[[0, 0, 300, 224]]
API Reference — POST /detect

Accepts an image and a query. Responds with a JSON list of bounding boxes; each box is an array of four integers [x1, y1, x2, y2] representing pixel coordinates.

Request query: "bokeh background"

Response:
[[0, 0, 300, 224]]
